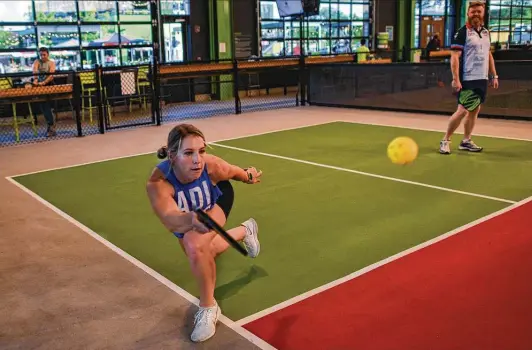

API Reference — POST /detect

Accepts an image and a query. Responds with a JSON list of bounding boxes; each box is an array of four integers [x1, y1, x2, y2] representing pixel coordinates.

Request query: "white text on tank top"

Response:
[[176, 180, 212, 212]]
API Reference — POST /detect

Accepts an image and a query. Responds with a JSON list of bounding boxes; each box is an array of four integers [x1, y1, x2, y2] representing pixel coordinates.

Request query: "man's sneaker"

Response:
[[439, 140, 451, 154], [190, 302, 221, 342], [459, 139, 483, 152], [241, 218, 260, 258]]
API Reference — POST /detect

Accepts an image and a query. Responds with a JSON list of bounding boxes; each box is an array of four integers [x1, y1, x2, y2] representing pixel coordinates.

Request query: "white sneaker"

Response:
[[459, 138, 483, 152], [439, 139, 451, 154], [190, 302, 221, 343], [241, 218, 260, 258]]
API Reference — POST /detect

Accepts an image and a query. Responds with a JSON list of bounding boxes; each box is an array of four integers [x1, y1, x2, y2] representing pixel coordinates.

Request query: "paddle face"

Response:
[[194, 209, 248, 256]]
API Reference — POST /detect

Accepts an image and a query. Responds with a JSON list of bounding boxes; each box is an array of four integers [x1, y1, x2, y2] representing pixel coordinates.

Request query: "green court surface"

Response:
[[13, 121, 532, 321]]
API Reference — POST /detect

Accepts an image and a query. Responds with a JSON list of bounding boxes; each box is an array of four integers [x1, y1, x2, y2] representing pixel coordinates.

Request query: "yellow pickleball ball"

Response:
[[387, 136, 419, 165]]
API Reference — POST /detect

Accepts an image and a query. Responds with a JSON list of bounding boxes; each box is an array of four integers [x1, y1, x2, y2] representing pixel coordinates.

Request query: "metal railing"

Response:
[[1, 55, 530, 147], [0, 55, 317, 146]]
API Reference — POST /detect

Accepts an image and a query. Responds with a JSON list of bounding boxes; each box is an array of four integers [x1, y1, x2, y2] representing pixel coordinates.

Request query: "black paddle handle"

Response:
[[194, 209, 248, 256]]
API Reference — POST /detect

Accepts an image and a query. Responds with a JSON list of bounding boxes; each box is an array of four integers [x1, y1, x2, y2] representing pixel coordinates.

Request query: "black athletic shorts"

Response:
[[458, 79, 488, 111], [215, 180, 234, 219]]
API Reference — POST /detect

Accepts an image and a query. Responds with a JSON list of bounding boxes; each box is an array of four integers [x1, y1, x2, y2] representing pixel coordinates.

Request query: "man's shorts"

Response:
[[458, 79, 488, 111]]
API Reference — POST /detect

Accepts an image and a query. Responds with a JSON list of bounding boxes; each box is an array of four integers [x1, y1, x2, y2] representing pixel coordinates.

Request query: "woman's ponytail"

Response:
[[157, 146, 168, 159]]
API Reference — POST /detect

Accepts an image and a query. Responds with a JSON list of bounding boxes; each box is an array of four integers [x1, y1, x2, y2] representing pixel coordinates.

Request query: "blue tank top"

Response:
[[156, 160, 222, 236]]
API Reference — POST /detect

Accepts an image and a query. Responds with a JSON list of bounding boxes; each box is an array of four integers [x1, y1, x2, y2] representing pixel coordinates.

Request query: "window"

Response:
[[50, 49, 80, 70], [34, 1, 77, 23], [119, 24, 152, 46], [81, 49, 120, 69], [119, 1, 151, 22], [0, 1, 159, 72], [259, 0, 373, 57], [160, 0, 190, 16], [421, 0, 446, 15], [0, 26, 36, 49], [37, 25, 80, 49], [121, 47, 153, 65], [488, 0, 532, 45], [414, 0, 456, 48], [81, 25, 119, 47], [0, 52, 37, 74], [79, 0, 118, 22], [0, 1, 33, 22]]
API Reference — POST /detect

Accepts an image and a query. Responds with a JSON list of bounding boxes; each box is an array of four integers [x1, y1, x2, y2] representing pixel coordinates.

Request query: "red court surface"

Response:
[[244, 200, 532, 350]]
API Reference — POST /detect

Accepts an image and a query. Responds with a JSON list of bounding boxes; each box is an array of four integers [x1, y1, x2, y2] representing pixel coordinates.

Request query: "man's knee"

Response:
[[454, 104, 468, 118], [466, 105, 481, 119]]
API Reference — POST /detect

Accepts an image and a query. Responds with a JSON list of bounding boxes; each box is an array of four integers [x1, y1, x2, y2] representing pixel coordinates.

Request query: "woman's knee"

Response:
[[210, 237, 229, 258], [180, 206, 227, 260], [182, 233, 215, 260]]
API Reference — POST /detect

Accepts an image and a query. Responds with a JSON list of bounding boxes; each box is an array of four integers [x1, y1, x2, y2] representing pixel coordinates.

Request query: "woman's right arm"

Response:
[[146, 168, 209, 234]]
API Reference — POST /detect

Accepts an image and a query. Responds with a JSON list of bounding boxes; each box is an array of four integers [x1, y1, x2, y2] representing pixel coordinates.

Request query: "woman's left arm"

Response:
[[205, 154, 262, 184]]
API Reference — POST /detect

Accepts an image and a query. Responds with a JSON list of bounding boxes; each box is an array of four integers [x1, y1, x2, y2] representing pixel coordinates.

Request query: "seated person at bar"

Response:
[[425, 34, 441, 59], [356, 39, 370, 62], [32, 47, 57, 137]]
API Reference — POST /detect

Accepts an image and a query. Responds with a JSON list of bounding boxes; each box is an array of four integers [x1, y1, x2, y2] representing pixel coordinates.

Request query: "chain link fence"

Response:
[[98, 64, 156, 130], [236, 57, 302, 113], [4, 55, 527, 147], [0, 70, 94, 147], [158, 60, 238, 123], [0, 65, 161, 147], [157, 57, 307, 122], [0, 57, 306, 147], [308, 60, 532, 121]]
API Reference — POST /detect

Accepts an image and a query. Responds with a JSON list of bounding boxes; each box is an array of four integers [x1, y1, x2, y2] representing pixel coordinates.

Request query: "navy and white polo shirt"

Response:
[[451, 23, 491, 81]]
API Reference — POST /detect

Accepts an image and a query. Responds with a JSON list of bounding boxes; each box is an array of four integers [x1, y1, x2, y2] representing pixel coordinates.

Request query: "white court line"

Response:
[[4, 118, 528, 343], [235, 195, 532, 326], [207, 120, 336, 144], [333, 119, 532, 142], [4, 177, 278, 350], [8, 117, 531, 179], [8, 120, 337, 178], [210, 142, 517, 204]]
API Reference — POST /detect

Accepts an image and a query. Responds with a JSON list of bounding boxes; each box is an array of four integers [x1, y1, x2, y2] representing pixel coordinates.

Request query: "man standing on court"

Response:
[[439, 0, 498, 154]]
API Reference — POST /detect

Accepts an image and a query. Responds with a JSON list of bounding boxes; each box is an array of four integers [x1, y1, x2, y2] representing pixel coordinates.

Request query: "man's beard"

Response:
[[468, 15, 483, 27]]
